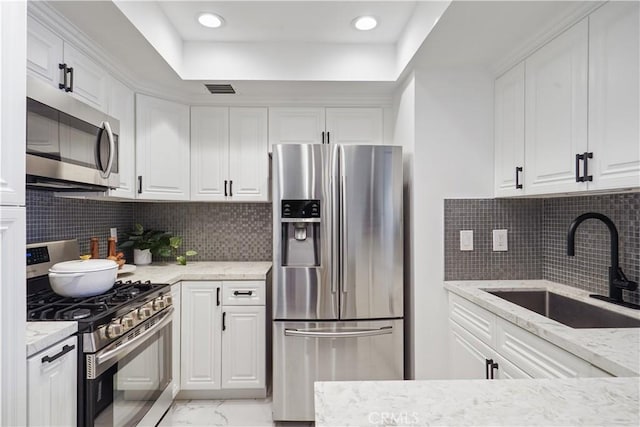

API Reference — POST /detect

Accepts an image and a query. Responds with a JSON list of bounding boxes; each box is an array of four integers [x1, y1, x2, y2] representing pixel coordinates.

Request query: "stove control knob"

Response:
[[107, 322, 123, 338], [122, 316, 134, 329], [165, 295, 173, 306], [138, 307, 152, 320], [153, 298, 166, 310]]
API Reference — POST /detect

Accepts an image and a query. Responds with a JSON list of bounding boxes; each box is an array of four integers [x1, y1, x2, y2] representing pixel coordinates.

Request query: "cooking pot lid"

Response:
[[49, 259, 118, 274]]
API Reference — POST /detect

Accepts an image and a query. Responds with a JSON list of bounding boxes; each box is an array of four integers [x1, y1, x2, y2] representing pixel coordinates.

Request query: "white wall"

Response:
[[394, 65, 494, 379]]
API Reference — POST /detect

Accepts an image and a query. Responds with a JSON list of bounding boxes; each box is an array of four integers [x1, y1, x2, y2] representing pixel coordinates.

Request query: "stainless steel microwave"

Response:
[[26, 76, 120, 191]]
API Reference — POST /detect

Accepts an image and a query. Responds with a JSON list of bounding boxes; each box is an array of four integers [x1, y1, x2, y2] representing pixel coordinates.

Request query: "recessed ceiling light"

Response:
[[352, 16, 377, 31], [198, 12, 224, 28]]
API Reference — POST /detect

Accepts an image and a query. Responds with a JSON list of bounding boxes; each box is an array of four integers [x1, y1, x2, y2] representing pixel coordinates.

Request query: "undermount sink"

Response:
[[487, 289, 640, 329]]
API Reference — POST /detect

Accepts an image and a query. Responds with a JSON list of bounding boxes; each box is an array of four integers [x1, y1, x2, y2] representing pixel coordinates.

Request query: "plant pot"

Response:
[[134, 248, 152, 265], [48, 259, 118, 298]]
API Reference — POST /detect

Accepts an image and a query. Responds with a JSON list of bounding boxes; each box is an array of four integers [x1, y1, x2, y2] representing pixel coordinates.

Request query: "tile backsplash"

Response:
[[26, 190, 272, 262], [444, 193, 640, 306]]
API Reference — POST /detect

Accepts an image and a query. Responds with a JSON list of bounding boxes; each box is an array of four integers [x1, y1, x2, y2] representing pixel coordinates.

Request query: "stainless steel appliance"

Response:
[[27, 240, 172, 426], [272, 144, 404, 421], [26, 76, 120, 191]]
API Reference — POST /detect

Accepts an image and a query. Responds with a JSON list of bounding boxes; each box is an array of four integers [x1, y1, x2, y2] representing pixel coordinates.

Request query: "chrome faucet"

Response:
[[567, 212, 638, 309]]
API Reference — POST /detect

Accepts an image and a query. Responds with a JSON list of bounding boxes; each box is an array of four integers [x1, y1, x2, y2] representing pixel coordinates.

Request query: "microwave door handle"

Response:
[[101, 121, 115, 178], [95, 307, 173, 366]]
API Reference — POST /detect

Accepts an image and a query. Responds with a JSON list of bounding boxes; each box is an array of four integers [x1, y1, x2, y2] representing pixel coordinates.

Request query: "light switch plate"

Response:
[[110, 228, 118, 242], [460, 230, 473, 251], [493, 229, 508, 251]]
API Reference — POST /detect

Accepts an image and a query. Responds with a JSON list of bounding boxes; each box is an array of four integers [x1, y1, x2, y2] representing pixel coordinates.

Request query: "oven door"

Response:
[[85, 307, 172, 427]]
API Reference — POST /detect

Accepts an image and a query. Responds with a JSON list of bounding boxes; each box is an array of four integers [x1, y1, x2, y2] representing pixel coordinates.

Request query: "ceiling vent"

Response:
[[205, 84, 236, 94]]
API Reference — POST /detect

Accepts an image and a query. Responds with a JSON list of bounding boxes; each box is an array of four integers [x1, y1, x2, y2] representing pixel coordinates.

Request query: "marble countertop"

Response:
[[444, 280, 640, 376], [116, 261, 272, 284], [315, 377, 640, 426], [26, 322, 77, 357]]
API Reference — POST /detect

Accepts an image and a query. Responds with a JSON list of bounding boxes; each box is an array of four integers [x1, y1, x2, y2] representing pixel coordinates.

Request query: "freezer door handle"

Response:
[[284, 326, 393, 338]]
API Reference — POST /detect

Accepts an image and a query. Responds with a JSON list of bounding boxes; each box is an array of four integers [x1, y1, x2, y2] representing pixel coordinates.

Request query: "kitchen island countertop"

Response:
[[116, 261, 272, 284], [315, 377, 640, 426]]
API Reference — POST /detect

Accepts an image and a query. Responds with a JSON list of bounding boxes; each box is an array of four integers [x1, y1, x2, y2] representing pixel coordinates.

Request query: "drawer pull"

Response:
[[42, 344, 75, 364], [233, 290, 253, 296]]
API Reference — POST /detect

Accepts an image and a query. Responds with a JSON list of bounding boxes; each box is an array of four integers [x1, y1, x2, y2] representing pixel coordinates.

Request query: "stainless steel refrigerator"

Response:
[[272, 143, 404, 421]]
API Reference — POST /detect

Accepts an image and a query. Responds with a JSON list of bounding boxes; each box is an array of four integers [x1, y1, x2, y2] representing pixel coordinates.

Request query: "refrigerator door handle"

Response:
[[284, 326, 393, 338], [330, 176, 338, 294], [340, 174, 348, 294]]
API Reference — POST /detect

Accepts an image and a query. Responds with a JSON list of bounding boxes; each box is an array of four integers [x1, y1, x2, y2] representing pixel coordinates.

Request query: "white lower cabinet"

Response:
[[448, 293, 612, 380], [27, 335, 77, 427], [171, 283, 181, 398], [180, 280, 267, 398]]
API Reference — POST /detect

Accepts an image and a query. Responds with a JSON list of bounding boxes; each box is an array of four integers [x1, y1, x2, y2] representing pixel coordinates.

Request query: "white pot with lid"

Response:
[[48, 259, 118, 298]]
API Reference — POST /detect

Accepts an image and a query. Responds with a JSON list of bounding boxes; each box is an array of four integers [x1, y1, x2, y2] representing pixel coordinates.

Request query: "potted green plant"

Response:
[[167, 236, 198, 265], [118, 224, 172, 265]]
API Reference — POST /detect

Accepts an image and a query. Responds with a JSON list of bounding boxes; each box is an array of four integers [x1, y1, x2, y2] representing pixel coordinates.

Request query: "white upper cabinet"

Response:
[[136, 94, 190, 200], [494, 62, 525, 197], [228, 107, 269, 201], [268, 107, 325, 150], [325, 107, 384, 145], [191, 107, 268, 202], [106, 77, 136, 199], [588, 1, 640, 191], [524, 19, 589, 195], [191, 107, 230, 201], [27, 16, 108, 112]]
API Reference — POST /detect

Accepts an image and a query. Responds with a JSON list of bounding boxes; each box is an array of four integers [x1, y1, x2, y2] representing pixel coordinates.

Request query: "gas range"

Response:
[[27, 279, 172, 351]]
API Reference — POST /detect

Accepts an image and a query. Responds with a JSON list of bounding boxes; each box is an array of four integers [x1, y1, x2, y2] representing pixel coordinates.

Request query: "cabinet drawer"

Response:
[[449, 293, 496, 347], [222, 281, 265, 305], [496, 318, 604, 378]]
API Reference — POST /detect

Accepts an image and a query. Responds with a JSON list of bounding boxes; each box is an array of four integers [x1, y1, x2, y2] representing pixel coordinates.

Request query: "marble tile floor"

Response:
[[157, 397, 313, 427]]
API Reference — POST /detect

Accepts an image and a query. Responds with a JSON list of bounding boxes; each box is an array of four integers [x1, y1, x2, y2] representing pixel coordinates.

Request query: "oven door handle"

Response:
[[96, 307, 174, 366]]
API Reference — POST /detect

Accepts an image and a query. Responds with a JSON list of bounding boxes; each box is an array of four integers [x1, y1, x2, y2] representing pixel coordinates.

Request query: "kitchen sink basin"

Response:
[[487, 289, 640, 329]]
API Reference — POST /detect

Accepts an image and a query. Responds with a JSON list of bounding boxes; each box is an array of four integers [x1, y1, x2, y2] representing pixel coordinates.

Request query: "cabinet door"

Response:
[[524, 20, 588, 195], [26, 16, 63, 89], [494, 62, 525, 197], [106, 77, 136, 199], [449, 320, 494, 380], [1, 7, 26, 206], [191, 106, 230, 201], [63, 43, 108, 112], [171, 283, 181, 398], [228, 107, 269, 201], [493, 353, 531, 380], [221, 306, 265, 389], [181, 282, 222, 390], [588, 1, 640, 191], [136, 94, 190, 200], [325, 108, 383, 145], [268, 107, 325, 151], [27, 336, 77, 427]]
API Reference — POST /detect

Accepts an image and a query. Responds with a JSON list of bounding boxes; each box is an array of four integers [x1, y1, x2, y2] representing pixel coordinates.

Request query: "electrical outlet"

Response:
[[460, 230, 474, 251], [110, 228, 118, 242], [493, 229, 508, 251]]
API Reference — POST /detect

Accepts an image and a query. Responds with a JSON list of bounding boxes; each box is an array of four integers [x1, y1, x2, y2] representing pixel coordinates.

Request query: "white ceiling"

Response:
[[159, 1, 418, 43]]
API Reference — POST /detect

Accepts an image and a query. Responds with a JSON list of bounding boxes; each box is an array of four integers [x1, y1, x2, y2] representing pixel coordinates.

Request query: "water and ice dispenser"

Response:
[[281, 200, 321, 266]]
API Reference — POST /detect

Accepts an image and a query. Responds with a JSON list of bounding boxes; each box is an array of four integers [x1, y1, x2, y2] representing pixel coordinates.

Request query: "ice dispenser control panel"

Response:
[[281, 200, 320, 218]]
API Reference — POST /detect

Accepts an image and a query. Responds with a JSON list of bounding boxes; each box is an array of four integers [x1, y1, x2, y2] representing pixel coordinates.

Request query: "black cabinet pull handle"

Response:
[[327, 131, 330, 145], [490, 361, 499, 379], [515, 166, 523, 189], [42, 344, 75, 364], [216, 287, 221, 306], [575, 153, 584, 182], [229, 180, 233, 197], [322, 131, 325, 144], [233, 290, 253, 296], [584, 152, 593, 182], [222, 312, 226, 331], [224, 180, 228, 197], [58, 63, 68, 90], [66, 67, 74, 92], [138, 176, 142, 194]]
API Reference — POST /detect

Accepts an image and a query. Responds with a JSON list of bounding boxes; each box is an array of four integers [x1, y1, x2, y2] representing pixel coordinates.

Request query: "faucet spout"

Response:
[[566, 212, 637, 305]]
